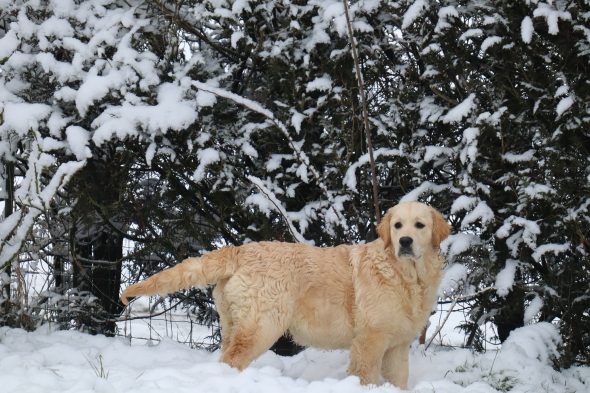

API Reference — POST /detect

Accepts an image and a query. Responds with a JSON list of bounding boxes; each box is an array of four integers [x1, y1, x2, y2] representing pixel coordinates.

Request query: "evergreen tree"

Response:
[[0, 0, 588, 364]]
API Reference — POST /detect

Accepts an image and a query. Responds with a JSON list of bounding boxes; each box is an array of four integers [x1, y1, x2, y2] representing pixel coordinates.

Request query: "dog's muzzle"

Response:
[[398, 236, 415, 257]]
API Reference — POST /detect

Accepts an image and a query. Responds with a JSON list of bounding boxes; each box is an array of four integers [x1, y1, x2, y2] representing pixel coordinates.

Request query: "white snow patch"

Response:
[[305, 75, 332, 93], [524, 183, 554, 199], [344, 148, 401, 191], [402, 0, 428, 29], [434, 6, 458, 33], [450, 195, 477, 214], [502, 150, 535, 163], [2, 321, 584, 393], [521, 16, 534, 43], [532, 243, 570, 262], [554, 85, 569, 97], [423, 146, 453, 163], [459, 28, 483, 42], [196, 90, 217, 107], [442, 233, 479, 260], [0, 30, 19, 59], [501, 322, 561, 365], [400, 181, 449, 202], [438, 263, 468, 297], [524, 295, 544, 324], [459, 127, 480, 165], [192, 148, 220, 182], [556, 95, 574, 117], [480, 36, 502, 55], [533, 3, 572, 35], [266, 154, 292, 172], [1, 103, 52, 136], [495, 260, 518, 297], [460, 201, 494, 229], [65, 125, 92, 160], [231, 31, 244, 48], [441, 94, 476, 123], [291, 110, 305, 134]]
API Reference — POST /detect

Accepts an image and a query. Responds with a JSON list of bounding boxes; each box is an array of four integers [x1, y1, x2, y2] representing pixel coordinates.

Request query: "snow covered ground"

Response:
[[1, 321, 588, 393]]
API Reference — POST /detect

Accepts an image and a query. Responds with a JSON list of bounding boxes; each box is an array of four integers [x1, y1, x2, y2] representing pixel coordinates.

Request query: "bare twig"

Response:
[[425, 297, 457, 350], [425, 286, 496, 349]]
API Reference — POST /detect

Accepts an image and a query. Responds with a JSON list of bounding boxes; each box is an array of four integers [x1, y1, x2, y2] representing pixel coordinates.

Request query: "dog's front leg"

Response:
[[348, 330, 389, 385], [381, 342, 411, 389]]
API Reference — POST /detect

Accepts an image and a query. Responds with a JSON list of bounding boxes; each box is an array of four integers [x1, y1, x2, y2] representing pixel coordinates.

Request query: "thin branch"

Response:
[[342, 0, 381, 223], [426, 286, 497, 349], [425, 296, 457, 350], [247, 175, 308, 243]]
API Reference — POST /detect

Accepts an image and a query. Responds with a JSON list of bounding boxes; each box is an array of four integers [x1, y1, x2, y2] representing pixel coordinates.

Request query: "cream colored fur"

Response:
[[121, 201, 450, 388]]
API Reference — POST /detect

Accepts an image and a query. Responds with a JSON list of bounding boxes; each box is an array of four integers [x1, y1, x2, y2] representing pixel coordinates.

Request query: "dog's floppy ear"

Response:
[[377, 210, 392, 249], [431, 208, 451, 249]]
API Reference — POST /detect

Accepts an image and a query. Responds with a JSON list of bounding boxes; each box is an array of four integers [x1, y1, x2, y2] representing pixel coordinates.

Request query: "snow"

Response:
[[92, 82, 198, 146], [65, 126, 92, 161], [556, 95, 574, 117], [245, 175, 309, 244], [450, 195, 477, 214], [441, 94, 476, 123], [1, 322, 587, 393], [1, 103, 52, 137], [438, 263, 468, 297], [442, 233, 479, 261], [459, 127, 480, 165], [533, 3, 572, 35], [402, 0, 428, 30], [495, 260, 518, 297], [524, 295, 544, 324], [524, 183, 555, 199], [460, 201, 494, 229], [197, 90, 218, 107], [344, 148, 401, 191], [502, 149, 535, 163], [531, 242, 570, 262], [0, 29, 18, 59], [305, 75, 332, 93], [458, 29, 483, 42], [193, 148, 221, 182], [423, 145, 453, 163], [434, 6, 458, 33], [290, 110, 305, 134], [521, 16, 534, 43], [480, 36, 502, 55], [555, 85, 569, 97]]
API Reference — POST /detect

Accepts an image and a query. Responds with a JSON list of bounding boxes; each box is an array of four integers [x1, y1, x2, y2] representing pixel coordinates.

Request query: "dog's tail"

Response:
[[120, 246, 239, 305]]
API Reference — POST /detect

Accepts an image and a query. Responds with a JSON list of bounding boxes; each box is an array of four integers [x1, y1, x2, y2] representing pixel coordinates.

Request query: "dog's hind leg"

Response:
[[220, 310, 287, 370], [213, 279, 234, 351]]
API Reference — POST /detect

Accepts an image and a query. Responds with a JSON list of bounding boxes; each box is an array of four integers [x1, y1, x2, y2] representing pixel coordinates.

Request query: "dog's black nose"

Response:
[[399, 237, 413, 248]]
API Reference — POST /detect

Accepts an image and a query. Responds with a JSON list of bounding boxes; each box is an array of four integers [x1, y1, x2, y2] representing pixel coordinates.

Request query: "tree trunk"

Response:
[[1, 162, 14, 306]]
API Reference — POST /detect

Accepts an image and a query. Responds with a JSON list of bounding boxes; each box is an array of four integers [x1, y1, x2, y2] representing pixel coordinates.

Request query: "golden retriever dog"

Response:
[[121, 201, 449, 388]]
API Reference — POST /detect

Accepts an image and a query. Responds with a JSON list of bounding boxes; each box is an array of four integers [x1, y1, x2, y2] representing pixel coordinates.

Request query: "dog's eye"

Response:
[[415, 222, 425, 229], [394, 222, 402, 229]]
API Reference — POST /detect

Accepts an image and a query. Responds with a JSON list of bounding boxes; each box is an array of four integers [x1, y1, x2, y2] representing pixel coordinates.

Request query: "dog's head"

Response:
[[377, 201, 450, 260]]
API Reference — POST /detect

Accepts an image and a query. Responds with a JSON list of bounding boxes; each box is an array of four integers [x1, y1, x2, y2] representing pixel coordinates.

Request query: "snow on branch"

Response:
[[400, 181, 450, 202], [246, 175, 309, 244], [193, 81, 350, 233], [532, 243, 570, 262], [343, 148, 401, 192]]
